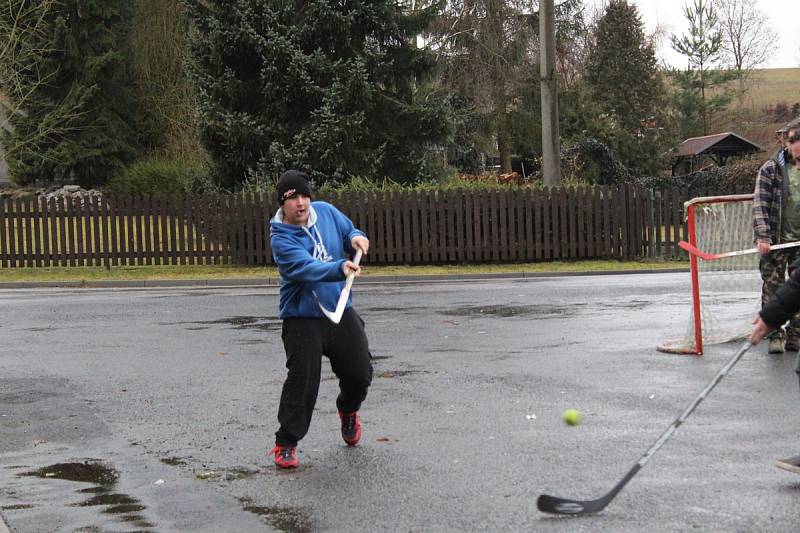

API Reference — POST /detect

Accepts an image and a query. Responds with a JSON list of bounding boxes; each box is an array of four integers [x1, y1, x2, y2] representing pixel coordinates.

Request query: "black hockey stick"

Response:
[[538, 340, 752, 516]]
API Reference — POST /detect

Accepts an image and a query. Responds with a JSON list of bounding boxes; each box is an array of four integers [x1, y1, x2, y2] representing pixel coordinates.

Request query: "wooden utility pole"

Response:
[[539, 0, 560, 185]]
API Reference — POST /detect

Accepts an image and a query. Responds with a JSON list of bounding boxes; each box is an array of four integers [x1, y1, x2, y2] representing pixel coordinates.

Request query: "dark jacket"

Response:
[[760, 264, 800, 327]]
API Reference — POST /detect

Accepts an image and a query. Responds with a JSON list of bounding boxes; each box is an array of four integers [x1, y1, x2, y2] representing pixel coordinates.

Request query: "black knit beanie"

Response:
[[276, 170, 313, 205]]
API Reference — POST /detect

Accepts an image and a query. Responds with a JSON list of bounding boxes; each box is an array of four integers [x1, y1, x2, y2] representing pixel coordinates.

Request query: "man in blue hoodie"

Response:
[[268, 170, 372, 469]]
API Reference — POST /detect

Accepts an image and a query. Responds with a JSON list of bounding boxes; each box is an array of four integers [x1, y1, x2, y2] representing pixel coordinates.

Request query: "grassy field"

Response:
[[0, 259, 688, 283], [745, 68, 800, 110], [665, 67, 799, 150], [708, 67, 800, 149]]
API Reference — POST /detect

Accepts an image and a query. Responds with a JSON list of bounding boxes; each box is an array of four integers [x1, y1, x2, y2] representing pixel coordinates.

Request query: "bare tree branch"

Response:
[[713, 0, 777, 71], [0, 0, 59, 115], [0, 0, 87, 164]]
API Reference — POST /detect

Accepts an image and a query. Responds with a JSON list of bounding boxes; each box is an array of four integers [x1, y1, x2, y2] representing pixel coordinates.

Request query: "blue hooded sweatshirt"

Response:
[[270, 201, 366, 319]]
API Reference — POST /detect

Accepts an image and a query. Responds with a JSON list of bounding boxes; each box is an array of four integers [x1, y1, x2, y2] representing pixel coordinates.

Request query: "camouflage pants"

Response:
[[760, 248, 800, 340]]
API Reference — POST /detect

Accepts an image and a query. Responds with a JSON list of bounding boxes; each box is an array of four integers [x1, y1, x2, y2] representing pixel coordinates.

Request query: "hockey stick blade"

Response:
[[538, 464, 642, 515], [317, 249, 363, 324], [538, 340, 752, 516], [537, 494, 609, 515], [679, 240, 800, 261]]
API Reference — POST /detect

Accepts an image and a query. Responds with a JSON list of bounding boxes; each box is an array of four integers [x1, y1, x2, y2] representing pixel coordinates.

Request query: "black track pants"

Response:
[[275, 308, 373, 447]]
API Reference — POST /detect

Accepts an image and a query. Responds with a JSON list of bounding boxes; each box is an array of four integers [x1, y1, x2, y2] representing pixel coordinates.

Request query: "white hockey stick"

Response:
[[317, 249, 363, 324], [679, 240, 800, 261]]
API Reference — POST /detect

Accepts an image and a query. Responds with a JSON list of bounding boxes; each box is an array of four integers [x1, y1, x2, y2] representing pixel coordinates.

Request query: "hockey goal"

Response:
[[657, 194, 761, 355]]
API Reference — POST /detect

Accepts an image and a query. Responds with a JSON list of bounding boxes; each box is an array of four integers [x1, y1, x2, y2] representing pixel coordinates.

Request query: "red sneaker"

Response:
[[339, 411, 361, 446], [269, 445, 299, 468]]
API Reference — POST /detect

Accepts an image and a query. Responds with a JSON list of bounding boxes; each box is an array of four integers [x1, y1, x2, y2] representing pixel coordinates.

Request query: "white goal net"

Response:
[[658, 194, 762, 355]]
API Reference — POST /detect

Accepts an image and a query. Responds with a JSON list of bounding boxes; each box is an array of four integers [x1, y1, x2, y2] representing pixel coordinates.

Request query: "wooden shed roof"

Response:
[[675, 132, 764, 157]]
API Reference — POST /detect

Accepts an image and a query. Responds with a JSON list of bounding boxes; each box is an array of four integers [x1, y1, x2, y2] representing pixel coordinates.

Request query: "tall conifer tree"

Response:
[[184, 0, 449, 186], [1, 0, 139, 186], [584, 0, 667, 175], [670, 0, 737, 136]]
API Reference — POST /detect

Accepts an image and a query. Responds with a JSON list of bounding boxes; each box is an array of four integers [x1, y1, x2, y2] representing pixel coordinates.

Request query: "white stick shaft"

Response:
[[334, 249, 362, 314], [722, 241, 800, 258], [681, 240, 800, 261], [317, 249, 363, 324]]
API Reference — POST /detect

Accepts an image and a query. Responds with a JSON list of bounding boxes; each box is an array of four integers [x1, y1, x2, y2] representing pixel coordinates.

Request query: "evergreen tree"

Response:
[[583, 0, 668, 175], [1, 0, 140, 187], [670, 0, 737, 137], [184, 0, 449, 187]]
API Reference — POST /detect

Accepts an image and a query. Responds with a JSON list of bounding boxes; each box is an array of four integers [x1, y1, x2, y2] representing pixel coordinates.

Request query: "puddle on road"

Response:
[[378, 370, 429, 378], [157, 454, 259, 484], [103, 503, 148, 515], [364, 306, 427, 314], [20, 462, 118, 486], [117, 513, 153, 525], [1, 504, 33, 510], [75, 493, 139, 507], [433, 301, 650, 319], [158, 315, 282, 332], [196, 466, 259, 481], [160, 457, 187, 466], [238, 339, 269, 345], [441, 304, 575, 318], [239, 497, 313, 532], [78, 486, 111, 494], [18, 461, 153, 530], [153, 292, 217, 298], [227, 467, 258, 479], [598, 299, 650, 310]]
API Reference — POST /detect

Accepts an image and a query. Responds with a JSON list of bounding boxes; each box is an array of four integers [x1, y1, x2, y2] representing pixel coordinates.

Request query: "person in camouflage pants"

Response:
[[760, 249, 800, 345], [754, 124, 800, 353]]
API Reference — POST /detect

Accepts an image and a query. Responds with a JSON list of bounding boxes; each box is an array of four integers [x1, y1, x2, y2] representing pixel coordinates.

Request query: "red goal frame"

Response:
[[657, 193, 755, 355]]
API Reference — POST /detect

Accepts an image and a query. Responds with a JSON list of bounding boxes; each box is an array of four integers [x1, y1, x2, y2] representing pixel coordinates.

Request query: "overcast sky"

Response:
[[585, 0, 798, 69]]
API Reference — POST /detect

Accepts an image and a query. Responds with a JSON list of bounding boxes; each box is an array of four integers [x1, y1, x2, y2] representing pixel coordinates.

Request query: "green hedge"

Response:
[[634, 160, 760, 197], [106, 157, 216, 197]]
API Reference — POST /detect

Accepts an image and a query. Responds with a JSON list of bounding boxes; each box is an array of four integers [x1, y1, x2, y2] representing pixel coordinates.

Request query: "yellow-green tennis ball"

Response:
[[562, 409, 582, 426]]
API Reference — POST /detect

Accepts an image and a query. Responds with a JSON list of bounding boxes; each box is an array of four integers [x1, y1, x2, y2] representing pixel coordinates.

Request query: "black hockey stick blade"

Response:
[[537, 465, 639, 515], [537, 494, 607, 515], [538, 340, 752, 516], [537, 494, 608, 515]]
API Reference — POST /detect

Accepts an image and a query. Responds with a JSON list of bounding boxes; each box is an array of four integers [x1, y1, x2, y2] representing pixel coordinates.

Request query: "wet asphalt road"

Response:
[[0, 272, 799, 532]]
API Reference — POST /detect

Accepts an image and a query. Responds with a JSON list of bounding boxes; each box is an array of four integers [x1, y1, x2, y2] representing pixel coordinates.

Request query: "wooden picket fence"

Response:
[[0, 184, 695, 268]]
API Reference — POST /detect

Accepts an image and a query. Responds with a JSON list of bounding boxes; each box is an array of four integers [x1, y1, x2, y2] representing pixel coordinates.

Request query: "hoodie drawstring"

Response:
[[303, 225, 332, 262]]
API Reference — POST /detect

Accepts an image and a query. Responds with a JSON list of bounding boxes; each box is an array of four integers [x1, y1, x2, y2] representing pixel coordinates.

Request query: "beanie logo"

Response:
[[281, 188, 297, 201]]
